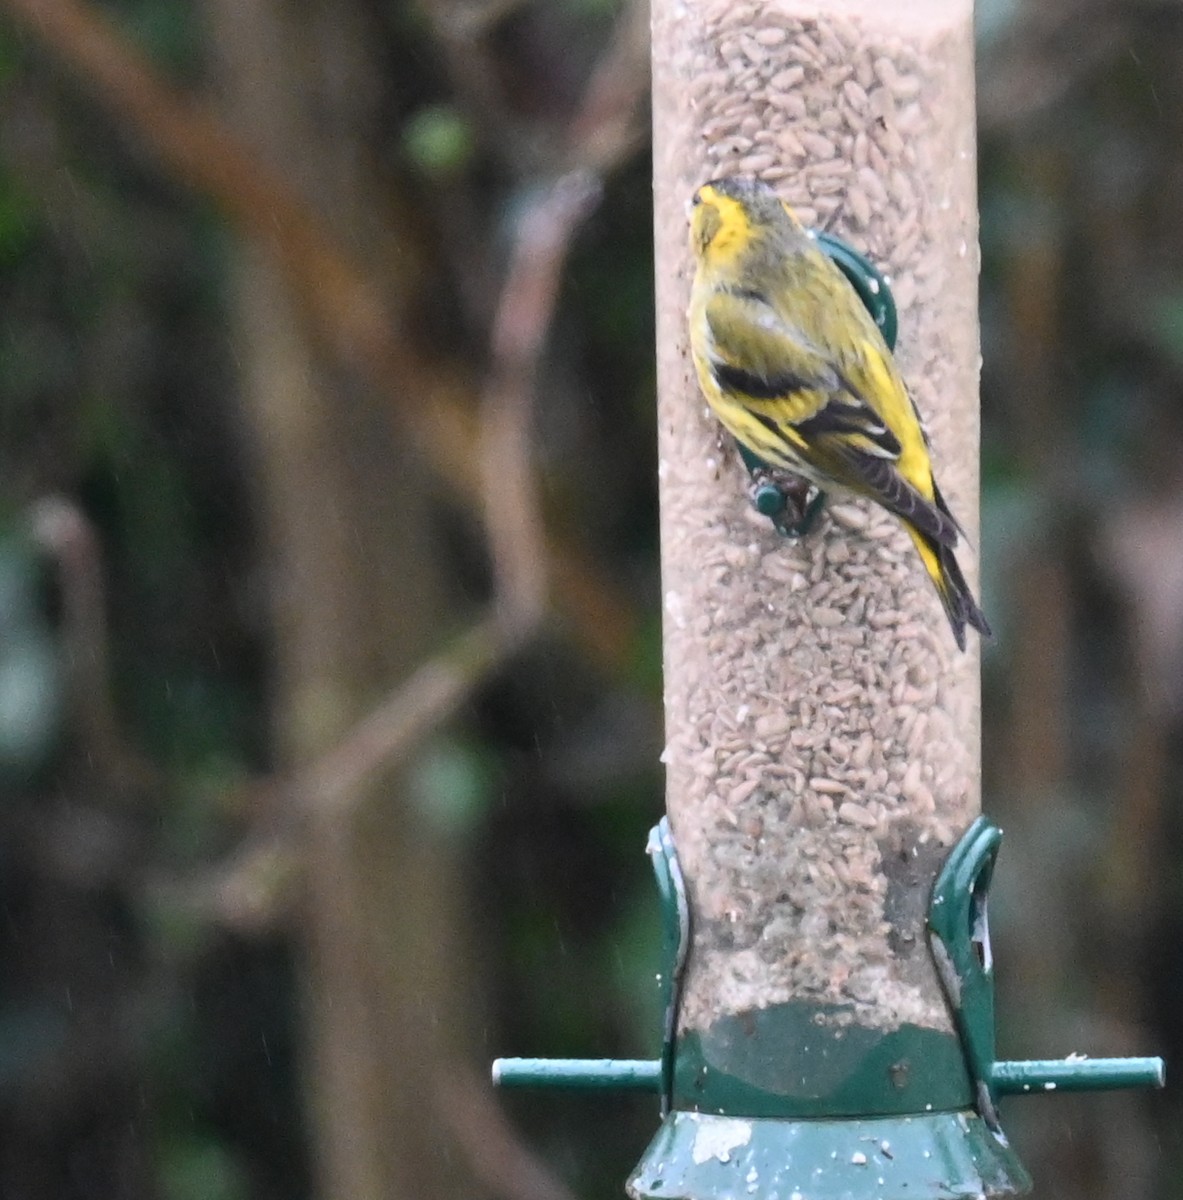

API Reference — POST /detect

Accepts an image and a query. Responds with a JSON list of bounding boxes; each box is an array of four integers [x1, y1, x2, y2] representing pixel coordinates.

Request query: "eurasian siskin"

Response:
[[687, 175, 989, 651]]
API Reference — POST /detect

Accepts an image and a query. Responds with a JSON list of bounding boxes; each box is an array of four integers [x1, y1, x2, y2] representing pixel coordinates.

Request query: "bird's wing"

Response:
[[820, 446, 958, 546], [705, 290, 959, 547], [705, 290, 902, 456], [704, 289, 835, 422]]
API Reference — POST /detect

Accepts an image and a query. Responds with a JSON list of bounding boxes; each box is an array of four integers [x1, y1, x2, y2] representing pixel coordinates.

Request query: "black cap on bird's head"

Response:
[[699, 176, 772, 203], [696, 176, 800, 214]]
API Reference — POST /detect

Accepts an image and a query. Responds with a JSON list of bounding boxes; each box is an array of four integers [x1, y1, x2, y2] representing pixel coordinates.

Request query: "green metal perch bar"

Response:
[[991, 1057, 1164, 1095], [492, 1058, 662, 1091], [492, 1054, 1163, 1096]]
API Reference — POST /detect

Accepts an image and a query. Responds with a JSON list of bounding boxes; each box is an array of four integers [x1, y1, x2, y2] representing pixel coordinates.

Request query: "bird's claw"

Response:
[[746, 470, 826, 538]]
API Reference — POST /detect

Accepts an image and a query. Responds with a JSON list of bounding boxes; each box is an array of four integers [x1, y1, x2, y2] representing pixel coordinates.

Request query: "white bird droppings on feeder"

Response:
[[691, 1117, 754, 1165]]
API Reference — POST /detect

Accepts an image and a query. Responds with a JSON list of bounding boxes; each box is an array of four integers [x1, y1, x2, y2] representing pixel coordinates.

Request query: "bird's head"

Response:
[[689, 177, 803, 269]]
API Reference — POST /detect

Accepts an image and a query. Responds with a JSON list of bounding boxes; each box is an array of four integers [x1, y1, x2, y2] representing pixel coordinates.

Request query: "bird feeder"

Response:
[[494, 0, 1164, 1195]]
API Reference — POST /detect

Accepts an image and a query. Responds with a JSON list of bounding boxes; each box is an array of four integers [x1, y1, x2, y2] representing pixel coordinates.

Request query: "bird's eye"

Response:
[[691, 192, 703, 207]]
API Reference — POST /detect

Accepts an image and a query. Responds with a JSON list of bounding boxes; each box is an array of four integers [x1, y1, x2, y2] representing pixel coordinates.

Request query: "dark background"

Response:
[[0, 0, 1177, 1197]]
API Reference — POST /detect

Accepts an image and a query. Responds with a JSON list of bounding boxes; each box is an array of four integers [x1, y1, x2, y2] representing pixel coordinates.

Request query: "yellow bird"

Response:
[[687, 176, 989, 651]]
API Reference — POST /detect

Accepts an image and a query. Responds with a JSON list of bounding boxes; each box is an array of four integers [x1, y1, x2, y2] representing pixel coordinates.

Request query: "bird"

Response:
[[686, 175, 990, 651]]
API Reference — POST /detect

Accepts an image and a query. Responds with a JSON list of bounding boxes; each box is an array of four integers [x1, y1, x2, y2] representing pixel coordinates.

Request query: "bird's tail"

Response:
[[904, 524, 991, 652]]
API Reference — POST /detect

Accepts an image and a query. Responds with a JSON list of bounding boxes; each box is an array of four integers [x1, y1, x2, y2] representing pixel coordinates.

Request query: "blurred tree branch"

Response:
[[29, 0, 652, 925], [562, 0, 650, 174], [1, 0, 657, 1194], [176, 615, 505, 928], [5, 0, 650, 902], [1, 0, 646, 674], [483, 170, 602, 632], [28, 497, 159, 795], [2, 0, 430, 415], [184, 161, 612, 927]]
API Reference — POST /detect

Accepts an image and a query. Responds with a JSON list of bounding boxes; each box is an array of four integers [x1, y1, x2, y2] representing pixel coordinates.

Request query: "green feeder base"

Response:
[[627, 1110, 1031, 1200], [494, 818, 1162, 1198]]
